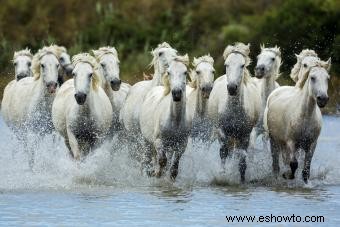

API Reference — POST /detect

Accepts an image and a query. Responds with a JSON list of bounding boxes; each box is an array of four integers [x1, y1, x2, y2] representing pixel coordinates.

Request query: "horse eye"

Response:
[[212, 70, 215, 74], [27, 62, 31, 67], [303, 63, 308, 68], [241, 64, 245, 68], [196, 70, 200, 75], [101, 63, 105, 68], [72, 72, 76, 77], [13, 62, 17, 67], [271, 57, 275, 61], [184, 71, 188, 76], [41, 64, 45, 69], [59, 57, 65, 63], [89, 73, 93, 78], [311, 77, 315, 82], [158, 52, 163, 57]]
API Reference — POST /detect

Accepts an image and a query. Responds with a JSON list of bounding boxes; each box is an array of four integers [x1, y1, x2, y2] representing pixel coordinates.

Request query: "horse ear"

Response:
[[295, 54, 302, 62], [260, 44, 265, 50], [325, 58, 331, 72]]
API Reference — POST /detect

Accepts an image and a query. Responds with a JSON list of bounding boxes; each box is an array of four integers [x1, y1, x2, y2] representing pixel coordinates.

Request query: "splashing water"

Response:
[[0, 115, 339, 192]]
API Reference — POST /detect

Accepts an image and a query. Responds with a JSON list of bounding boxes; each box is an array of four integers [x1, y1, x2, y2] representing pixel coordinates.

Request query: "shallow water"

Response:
[[0, 115, 339, 226]]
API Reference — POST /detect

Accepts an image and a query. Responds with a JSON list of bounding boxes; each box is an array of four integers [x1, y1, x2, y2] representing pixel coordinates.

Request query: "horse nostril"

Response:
[[316, 95, 329, 108]]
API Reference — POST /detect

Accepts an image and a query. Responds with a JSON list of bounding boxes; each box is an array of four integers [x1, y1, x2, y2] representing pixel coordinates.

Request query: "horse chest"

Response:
[[71, 116, 100, 144], [218, 106, 252, 137]]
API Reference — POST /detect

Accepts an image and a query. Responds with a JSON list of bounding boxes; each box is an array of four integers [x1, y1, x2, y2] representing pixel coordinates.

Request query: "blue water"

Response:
[[0, 115, 339, 226]]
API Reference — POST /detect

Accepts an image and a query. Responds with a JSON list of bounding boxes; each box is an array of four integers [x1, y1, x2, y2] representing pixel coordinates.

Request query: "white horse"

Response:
[[1, 45, 61, 134], [187, 55, 215, 140], [208, 43, 260, 183], [52, 53, 113, 159], [140, 55, 190, 180], [1, 48, 33, 124], [93, 46, 130, 130], [264, 50, 331, 183], [50, 45, 74, 86], [251, 45, 281, 145], [120, 42, 177, 134]]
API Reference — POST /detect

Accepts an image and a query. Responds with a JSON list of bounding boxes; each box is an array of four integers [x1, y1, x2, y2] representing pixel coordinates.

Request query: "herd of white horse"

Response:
[[0, 42, 331, 183]]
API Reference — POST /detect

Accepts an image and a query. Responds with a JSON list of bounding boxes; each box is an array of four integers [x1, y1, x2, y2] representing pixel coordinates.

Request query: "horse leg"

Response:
[[170, 142, 186, 181], [270, 137, 280, 178], [141, 139, 154, 177], [218, 129, 229, 170], [67, 127, 80, 160], [238, 136, 250, 183], [282, 140, 297, 180], [302, 141, 316, 183], [154, 138, 167, 177]]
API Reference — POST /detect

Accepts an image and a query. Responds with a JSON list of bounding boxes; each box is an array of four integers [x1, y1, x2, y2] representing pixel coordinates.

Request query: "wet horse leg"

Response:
[[154, 138, 167, 177], [238, 135, 250, 183], [302, 141, 316, 183], [170, 141, 186, 180], [282, 140, 298, 179], [269, 137, 280, 178], [141, 139, 154, 177]]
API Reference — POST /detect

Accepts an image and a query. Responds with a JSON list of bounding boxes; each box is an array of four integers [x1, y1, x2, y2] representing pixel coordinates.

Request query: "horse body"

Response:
[[93, 47, 131, 130], [120, 42, 177, 134], [52, 53, 113, 159], [264, 50, 331, 182], [186, 55, 215, 140], [208, 43, 260, 182], [140, 55, 190, 180]]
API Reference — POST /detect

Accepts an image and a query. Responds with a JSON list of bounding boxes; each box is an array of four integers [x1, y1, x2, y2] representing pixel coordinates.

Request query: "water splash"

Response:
[[0, 116, 339, 191]]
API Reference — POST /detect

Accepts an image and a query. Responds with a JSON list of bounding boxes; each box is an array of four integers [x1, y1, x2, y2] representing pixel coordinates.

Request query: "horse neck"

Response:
[[194, 87, 207, 117], [299, 79, 317, 118], [261, 73, 277, 109], [170, 92, 186, 126], [152, 62, 162, 86]]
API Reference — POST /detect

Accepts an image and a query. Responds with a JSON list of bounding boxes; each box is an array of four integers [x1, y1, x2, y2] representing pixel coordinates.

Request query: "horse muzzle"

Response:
[[317, 95, 329, 108], [110, 79, 121, 91], [201, 85, 212, 99], [75, 92, 87, 105], [64, 64, 74, 77], [16, 72, 29, 81], [46, 82, 58, 94], [227, 84, 238, 96], [172, 89, 183, 102], [255, 65, 266, 79]]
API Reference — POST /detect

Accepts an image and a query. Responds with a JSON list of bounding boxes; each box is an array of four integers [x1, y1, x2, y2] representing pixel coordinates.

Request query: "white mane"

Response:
[[72, 53, 101, 91], [13, 48, 33, 61], [223, 42, 251, 66], [163, 54, 189, 96], [92, 46, 120, 63], [190, 55, 214, 89], [149, 42, 177, 68], [290, 49, 319, 83], [32, 45, 61, 80]]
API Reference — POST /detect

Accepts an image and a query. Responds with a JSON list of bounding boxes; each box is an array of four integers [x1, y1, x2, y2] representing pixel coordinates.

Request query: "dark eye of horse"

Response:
[[41, 64, 45, 69], [271, 57, 275, 61], [59, 57, 64, 63], [72, 72, 76, 77], [101, 63, 105, 68], [241, 64, 245, 68], [185, 71, 188, 76], [14, 62, 17, 67], [196, 70, 200, 75], [303, 63, 308, 68], [89, 73, 93, 78], [311, 77, 315, 82], [158, 52, 163, 57], [212, 70, 215, 74], [27, 62, 31, 67]]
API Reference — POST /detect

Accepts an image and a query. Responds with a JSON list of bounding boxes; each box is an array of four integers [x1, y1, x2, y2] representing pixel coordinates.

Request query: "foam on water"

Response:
[[0, 115, 339, 191]]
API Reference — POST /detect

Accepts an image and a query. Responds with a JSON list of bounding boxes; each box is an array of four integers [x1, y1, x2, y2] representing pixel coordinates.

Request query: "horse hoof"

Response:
[[282, 172, 294, 180]]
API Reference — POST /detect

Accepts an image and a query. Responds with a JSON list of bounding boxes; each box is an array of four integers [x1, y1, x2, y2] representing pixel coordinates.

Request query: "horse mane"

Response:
[[149, 42, 177, 69], [92, 46, 120, 63], [13, 48, 33, 61], [223, 42, 251, 66], [260, 45, 282, 79], [290, 49, 318, 83], [163, 54, 189, 96], [32, 45, 61, 80], [189, 55, 214, 89], [72, 53, 101, 91]]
